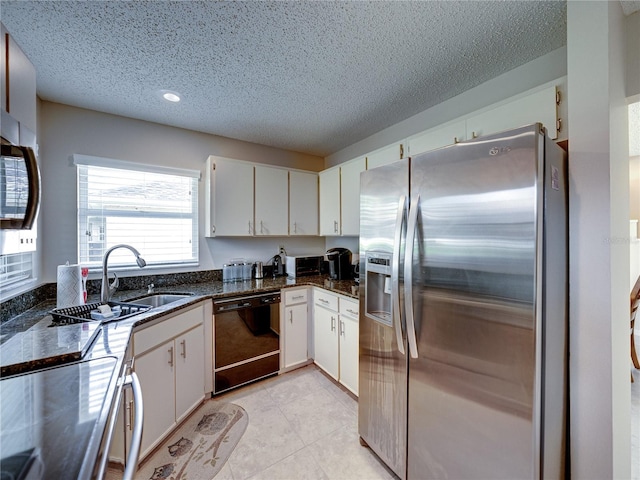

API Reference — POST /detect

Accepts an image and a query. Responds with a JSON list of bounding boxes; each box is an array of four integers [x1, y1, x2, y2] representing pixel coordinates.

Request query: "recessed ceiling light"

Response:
[[159, 90, 181, 103]]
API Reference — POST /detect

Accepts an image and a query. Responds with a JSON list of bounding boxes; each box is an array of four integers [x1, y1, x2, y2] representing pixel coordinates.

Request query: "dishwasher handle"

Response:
[[123, 372, 144, 480]]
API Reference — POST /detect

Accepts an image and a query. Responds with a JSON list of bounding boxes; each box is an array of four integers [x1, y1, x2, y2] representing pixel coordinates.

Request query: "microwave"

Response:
[[1, 112, 40, 254], [285, 255, 324, 278]]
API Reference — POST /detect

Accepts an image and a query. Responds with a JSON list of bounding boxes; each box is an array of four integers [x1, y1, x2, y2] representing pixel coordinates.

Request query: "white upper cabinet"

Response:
[[206, 156, 254, 236], [366, 143, 404, 170], [1, 23, 37, 133], [206, 156, 320, 237], [465, 84, 560, 140], [319, 166, 341, 236], [340, 157, 366, 236], [255, 165, 288, 236], [407, 120, 467, 157], [289, 171, 318, 235]]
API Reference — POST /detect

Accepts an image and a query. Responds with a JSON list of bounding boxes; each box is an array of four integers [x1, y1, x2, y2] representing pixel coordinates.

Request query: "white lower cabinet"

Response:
[[313, 288, 359, 395], [338, 298, 359, 395], [132, 302, 207, 460], [281, 288, 310, 370], [313, 299, 340, 379]]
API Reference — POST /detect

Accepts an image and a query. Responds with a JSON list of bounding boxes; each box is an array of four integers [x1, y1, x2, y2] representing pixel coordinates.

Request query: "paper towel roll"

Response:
[[57, 263, 84, 308]]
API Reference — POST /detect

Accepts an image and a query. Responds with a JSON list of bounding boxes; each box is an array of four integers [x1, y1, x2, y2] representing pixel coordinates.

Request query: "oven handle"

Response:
[[123, 372, 144, 480]]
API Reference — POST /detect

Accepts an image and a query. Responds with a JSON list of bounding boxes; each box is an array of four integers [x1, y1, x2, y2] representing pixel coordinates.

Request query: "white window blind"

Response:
[[0, 252, 33, 289], [75, 155, 199, 270]]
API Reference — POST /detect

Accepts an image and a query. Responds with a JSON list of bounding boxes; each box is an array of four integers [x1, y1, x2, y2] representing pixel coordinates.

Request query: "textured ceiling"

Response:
[[0, 1, 571, 157]]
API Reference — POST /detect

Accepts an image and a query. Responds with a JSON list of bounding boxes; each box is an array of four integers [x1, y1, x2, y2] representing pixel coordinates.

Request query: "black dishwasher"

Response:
[[213, 291, 280, 394]]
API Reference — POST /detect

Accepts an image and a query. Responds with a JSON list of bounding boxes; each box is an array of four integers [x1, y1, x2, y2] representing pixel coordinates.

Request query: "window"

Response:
[[75, 155, 199, 270], [0, 252, 34, 289]]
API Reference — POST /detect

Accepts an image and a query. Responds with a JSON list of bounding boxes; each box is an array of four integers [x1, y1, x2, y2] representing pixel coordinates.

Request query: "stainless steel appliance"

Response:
[[326, 247, 353, 280], [358, 124, 568, 479], [285, 254, 323, 278], [213, 291, 280, 394], [1, 112, 40, 254]]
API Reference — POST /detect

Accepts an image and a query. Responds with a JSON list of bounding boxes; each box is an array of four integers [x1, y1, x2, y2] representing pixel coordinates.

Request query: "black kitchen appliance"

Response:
[[326, 247, 353, 280]]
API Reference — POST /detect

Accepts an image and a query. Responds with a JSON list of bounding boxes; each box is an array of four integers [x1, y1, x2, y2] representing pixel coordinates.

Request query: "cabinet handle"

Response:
[[168, 346, 174, 366], [454, 136, 460, 144], [181, 339, 186, 358], [331, 316, 336, 331], [289, 311, 293, 323], [248, 221, 252, 234], [293, 221, 297, 234], [126, 399, 133, 431], [334, 220, 339, 233], [319, 298, 329, 304], [260, 220, 264, 234], [339, 320, 345, 336], [292, 295, 304, 300], [347, 309, 358, 315], [472, 131, 478, 139]]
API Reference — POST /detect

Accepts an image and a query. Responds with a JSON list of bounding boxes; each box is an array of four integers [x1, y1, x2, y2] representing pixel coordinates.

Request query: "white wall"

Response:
[[38, 102, 325, 283], [567, 1, 630, 478], [325, 46, 567, 167], [631, 156, 640, 222]]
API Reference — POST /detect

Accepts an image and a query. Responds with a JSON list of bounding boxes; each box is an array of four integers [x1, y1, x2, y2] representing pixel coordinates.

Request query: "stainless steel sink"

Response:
[[130, 294, 192, 308]]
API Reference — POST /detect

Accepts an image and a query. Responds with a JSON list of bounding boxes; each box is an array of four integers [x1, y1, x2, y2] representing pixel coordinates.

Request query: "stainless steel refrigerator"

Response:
[[358, 123, 567, 480]]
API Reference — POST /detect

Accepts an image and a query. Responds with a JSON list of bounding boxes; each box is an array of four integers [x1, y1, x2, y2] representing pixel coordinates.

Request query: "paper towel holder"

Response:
[[100, 244, 146, 303]]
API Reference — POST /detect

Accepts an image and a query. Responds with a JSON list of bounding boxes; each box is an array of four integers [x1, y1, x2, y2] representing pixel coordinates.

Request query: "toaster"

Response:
[[285, 255, 324, 278]]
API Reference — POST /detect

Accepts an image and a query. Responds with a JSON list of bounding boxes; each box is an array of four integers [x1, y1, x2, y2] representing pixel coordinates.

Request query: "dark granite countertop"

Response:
[[0, 274, 359, 376]]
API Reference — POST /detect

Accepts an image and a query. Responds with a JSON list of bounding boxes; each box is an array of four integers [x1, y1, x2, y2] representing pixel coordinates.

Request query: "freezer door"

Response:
[[406, 125, 542, 479], [358, 160, 409, 479]]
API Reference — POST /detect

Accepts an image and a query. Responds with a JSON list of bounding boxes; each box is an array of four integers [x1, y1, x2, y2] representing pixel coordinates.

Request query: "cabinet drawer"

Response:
[[314, 289, 338, 311], [339, 298, 359, 319], [134, 304, 204, 355], [284, 288, 308, 305]]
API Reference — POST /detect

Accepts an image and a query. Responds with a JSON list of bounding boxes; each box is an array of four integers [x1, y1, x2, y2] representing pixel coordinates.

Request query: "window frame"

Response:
[[74, 154, 200, 272]]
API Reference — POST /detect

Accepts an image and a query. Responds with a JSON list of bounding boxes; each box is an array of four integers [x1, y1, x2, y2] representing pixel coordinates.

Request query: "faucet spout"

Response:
[[101, 244, 146, 304]]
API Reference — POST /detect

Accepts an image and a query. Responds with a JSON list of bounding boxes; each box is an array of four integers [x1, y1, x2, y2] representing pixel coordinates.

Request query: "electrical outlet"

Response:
[[279, 245, 286, 254]]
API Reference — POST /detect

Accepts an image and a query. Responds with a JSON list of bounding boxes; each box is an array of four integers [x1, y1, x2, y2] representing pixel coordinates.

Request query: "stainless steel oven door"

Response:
[[213, 292, 280, 394]]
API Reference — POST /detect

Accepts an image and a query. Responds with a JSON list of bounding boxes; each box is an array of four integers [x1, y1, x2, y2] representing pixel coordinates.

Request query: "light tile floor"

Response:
[[212, 364, 396, 480]]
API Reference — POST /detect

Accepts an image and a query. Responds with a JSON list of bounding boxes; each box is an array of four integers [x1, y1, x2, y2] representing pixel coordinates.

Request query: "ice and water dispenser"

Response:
[[364, 251, 393, 327]]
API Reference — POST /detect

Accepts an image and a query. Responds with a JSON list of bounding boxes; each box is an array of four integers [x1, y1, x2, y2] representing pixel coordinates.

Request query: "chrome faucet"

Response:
[[101, 244, 146, 303]]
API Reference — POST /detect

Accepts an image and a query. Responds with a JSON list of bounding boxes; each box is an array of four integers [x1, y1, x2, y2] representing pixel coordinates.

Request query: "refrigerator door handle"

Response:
[[404, 194, 420, 358], [392, 195, 407, 355]]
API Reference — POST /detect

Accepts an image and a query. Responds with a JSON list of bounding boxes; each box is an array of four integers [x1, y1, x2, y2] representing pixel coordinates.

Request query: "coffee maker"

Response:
[[326, 247, 353, 280]]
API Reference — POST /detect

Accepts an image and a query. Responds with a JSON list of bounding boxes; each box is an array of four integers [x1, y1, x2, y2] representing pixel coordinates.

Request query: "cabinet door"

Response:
[[289, 171, 318, 235], [319, 167, 341, 236], [2, 27, 37, 132], [366, 143, 403, 170], [407, 120, 467, 157], [313, 305, 339, 379], [340, 157, 366, 236], [135, 341, 176, 457], [175, 325, 205, 422], [465, 85, 559, 140], [339, 314, 359, 396], [284, 303, 308, 368], [207, 157, 254, 236], [255, 165, 288, 235]]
